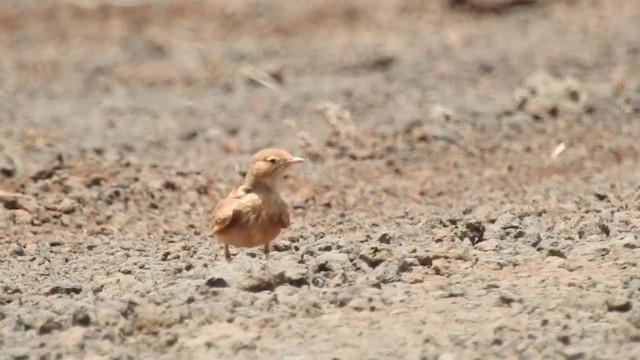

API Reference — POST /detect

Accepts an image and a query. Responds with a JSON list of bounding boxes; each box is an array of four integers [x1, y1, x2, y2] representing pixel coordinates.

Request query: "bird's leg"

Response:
[[263, 243, 270, 260], [224, 244, 231, 261]]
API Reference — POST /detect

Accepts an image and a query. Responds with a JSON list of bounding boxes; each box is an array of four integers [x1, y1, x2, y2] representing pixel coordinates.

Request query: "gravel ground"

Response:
[[1, 1, 640, 359]]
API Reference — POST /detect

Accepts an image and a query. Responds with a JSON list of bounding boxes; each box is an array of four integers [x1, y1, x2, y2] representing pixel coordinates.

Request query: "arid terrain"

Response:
[[1, 0, 640, 359]]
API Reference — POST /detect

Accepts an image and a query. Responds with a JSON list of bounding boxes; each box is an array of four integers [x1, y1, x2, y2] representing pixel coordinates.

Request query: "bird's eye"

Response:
[[266, 158, 277, 164]]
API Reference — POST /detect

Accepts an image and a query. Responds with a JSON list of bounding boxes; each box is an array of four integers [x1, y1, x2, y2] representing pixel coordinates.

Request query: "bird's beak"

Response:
[[285, 156, 305, 165]]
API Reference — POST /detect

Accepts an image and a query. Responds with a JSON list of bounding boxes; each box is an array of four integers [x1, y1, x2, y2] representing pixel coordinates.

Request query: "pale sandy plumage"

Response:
[[211, 148, 304, 260]]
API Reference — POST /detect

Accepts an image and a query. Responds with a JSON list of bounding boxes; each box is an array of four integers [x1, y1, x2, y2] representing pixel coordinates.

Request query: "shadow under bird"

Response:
[[210, 148, 305, 261]]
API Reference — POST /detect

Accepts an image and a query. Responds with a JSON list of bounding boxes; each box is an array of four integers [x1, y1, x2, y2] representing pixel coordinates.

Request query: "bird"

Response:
[[210, 148, 304, 261]]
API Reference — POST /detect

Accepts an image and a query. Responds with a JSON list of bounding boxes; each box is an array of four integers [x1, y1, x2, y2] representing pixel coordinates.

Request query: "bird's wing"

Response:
[[210, 191, 260, 234], [210, 196, 236, 235]]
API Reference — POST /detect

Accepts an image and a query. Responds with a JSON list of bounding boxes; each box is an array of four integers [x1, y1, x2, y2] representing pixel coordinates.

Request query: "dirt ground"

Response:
[[1, 0, 640, 359]]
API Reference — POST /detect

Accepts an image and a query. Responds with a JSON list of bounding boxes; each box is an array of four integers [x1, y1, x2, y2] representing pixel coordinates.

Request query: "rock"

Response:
[[399, 257, 420, 272], [577, 216, 610, 239], [358, 245, 394, 269], [47, 283, 82, 296], [494, 213, 521, 230], [94, 300, 126, 327], [132, 303, 185, 335], [163, 332, 179, 348], [546, 248, 567, 259], [205, 277, 229, 288], [323, 288, 354, 308], [347, 297, 369, 312], [474, 239, 499, 251], [58, 198, 77, 214], [12, 209, 32, 224], [4, 347, 30, 360], [627, 307, 640, 329], [38, 317, 63, 335], [377, 232, 392, 244], [281, 266, 310, 288], [236, 272, 286, 293], [431, 258, 458, 276], [372, 261, 400, 284], [559, 347, 586, 360], [529, 233, 543, 247], [400, 271, 424, 284], [10, 244, 25, 256], [271, 239, 292, 252], [432, 228, 450, 242], [274, 285, 300, 308], [442, 285, 466, 298], [497, 291, 521, 306], [606, 296, 632, 312], [316, 252, 352, 272], [71, 309, 91, 327], [438, 353, 457, 360], [327, 270, 349, 287], [414, 252, 434, 267], [54, 326, 87, 349], [463, 221, 485, 245]]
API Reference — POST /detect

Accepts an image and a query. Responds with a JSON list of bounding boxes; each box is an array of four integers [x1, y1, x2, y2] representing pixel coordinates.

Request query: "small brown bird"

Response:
[[210, 148, 304, 261]]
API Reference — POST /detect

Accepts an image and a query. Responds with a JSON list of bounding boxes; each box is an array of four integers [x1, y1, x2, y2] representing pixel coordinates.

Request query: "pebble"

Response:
[[605, 296, 632, 312], [315, 252, 352, 272]]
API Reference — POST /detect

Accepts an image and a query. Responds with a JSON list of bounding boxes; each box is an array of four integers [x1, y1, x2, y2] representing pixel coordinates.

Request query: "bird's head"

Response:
[[245, 148, 304, 185]]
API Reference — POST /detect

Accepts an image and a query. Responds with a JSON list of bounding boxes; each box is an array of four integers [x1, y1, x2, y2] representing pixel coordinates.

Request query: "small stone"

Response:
[[627, 308, 640, 329], [347, 298, 368, 312], [620, 236, 638, 249], [58, 326, 88, 349], [58, 198, 76, 214], [606, 296, 632, 312], [443, 285, 466, 298], [38, 317, 63, 335], [164, 332, 179, 347], [327, 270, 349, 287], [47, 283, 82, 296], [547, 248, 567, 259], [432, 228, 449, 242], [205, 277, 229, 288], [463, 221, 485, 245], [271, 240, 292, 252], [282, 266, 309, 287], [438, 353, 457, 360], [431, 258, 458, 276], [274, 285, 300, 308], [372, 261, 400, 284], [494, 213, 521, 230], [5, 347, 30, 360], [316, 252, 351, 272], [377, 232, 392, 244], [358, 246, 393, 269], [560, 347, 586, 360], [13, 209, 32, 224], [236, 272, 286, 293], [17, 197, 40, 213], [498, 291, 520, 306], [10, 244, 25, 257], [71, 309, 91, 327], [399, 257, 419, 272], [474, 239, 499, 251], [400, 272, 424, 284]]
